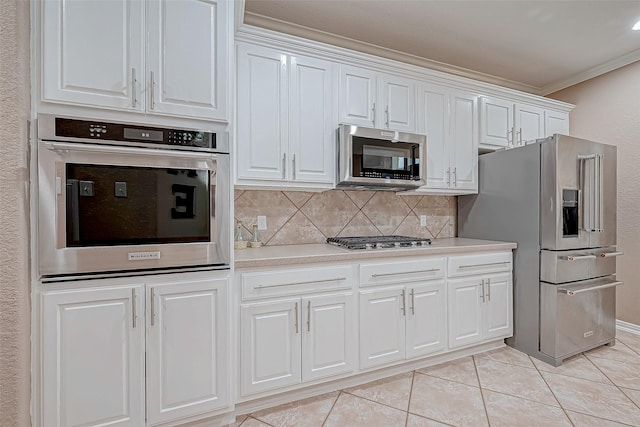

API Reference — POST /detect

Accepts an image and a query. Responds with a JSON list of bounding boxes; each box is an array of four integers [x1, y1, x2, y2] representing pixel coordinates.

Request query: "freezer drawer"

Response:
[[540, 277, 621, 364], [540, 247, 620, 284]]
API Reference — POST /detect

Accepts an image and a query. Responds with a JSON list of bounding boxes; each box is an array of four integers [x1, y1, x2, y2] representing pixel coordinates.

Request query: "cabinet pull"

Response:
[[131, 68, 137, 108], [307, 300, 311, 332], [600, 251, 623, 258], [517, 128, 523, 146], [507, 129, 513, 147], [150, 288, 155, 326], [150, 70, 155, 110], [372, 103, 376, 127], [487, 278, 491, 302], [459, 261, 509, 269], [480, 279, 486, 303], [292, 154, 296, 180], [282, 153, 287, 179], [132, 289, 137, 328], [446, 167, 451, 186], [410, 288, 415, 315], [400, 289, 406, 316], [371, 268, 439, 278], [256, 277, 347, 289], [453, 167, 457, 186], [385, 105, 389, 128], [560, 255, 596, 261], [294, 302, 299, 334]]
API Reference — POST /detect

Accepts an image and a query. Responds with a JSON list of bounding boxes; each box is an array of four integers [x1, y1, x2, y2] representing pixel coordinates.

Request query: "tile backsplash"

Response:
[[234, 189, 456, 246]]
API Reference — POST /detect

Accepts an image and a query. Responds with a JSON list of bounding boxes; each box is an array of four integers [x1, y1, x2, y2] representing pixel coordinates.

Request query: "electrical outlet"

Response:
[[257, 215, 267, 230], [420, 215, 427, 227]]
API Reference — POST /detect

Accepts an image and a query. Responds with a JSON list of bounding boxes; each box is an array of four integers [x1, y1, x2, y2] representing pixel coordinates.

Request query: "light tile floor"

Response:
[[232, 330, 640, 427]]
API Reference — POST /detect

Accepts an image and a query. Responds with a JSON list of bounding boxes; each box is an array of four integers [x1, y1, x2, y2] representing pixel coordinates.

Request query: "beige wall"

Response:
[[0, 0, 32, 425], [548, 61, 640, 327], [234, 190, 456, 245]]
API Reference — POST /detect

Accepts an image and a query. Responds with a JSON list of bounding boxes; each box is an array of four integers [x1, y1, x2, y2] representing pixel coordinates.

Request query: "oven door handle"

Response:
[[559, 280, 623, 296], [44, 141, 216, 161]]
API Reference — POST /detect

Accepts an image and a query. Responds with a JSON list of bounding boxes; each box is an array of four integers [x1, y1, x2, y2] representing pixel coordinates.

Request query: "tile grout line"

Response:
[[340, 389, 410, 415], [405, 371, 457, 427], [413, 369, 481, 389], [472, 355, 492, 427], [320, 390, 342, 427], [263, 190, 305, 245], [404, 371, 416, 427], [582, 349, 640, 413]]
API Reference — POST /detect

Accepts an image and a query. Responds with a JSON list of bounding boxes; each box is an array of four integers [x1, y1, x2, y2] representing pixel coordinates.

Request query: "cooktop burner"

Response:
[[327, 235, 431, 250]]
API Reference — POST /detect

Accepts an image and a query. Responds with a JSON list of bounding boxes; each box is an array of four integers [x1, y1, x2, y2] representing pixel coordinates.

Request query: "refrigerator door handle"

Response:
[[596, 153, 604, 232], [578, 154, 598, 232]]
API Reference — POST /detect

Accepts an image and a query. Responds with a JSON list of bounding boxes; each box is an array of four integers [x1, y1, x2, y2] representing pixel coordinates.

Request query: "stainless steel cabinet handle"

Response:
[[480, 279, 485, 303], [294, 302, 299, 334], [282, 153, 287, 179], [459, 262, 509, 269], [150, 70, 155, 110], [507, 129, 513, 147], [559, 281, 622, 296], [517, 128, 522, 146], [292, 154, 296, 180], [256, 277, 347, 289], [410, 288, 415, 315], [446, 167, 451, 186], [453, 167, 457, 186], [385, 105, 389, 128], [131, 68, 137, 108], [400, 289, 406, 316], [372, 102, 376, 127], [600, 251, 624, 258], [132, 289, 137, 328], [307, 301, 311, 332], [150, 288, 155, 326], [371, 268, 439, 278], [560, 255, 596, 261], [487, 278, 491, 302]]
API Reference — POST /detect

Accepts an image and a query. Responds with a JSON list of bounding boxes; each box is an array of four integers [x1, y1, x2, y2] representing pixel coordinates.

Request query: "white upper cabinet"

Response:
[[42, 0, 229, 121], [236, 42, 336, 189], [340, 65, 416, 132], [480, 96, 570, 150], [42, 0, 145, 111], [415, 83, 478, 194], [146, 0, 228, 120]]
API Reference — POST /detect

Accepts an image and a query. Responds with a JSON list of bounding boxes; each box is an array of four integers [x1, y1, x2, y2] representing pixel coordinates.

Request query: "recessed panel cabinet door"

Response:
[[302, 293, 356, 381], [379, 74, 416, 132], [339, 65, 377, 127], [41, 285, 144, 427], [545, 110, 570, 136], [241, 299, 301, 396], [237, 43, 288, 181], [448, 277, 484, 349], [484, 273, 513, 340], [42, 0, 144, 110], [451, 91, 478, 191], [480, 97, 513, 148], [419, 84, 450, 189], [406, 281, 447, 358], [359, 287, 406, 369], [146, 277, 228, 425], [515, 104, 545, 145], [147, 0, 228, 120]]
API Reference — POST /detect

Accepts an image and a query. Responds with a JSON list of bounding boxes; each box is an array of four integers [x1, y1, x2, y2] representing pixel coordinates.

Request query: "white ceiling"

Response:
[[242, 0, 640, 95]]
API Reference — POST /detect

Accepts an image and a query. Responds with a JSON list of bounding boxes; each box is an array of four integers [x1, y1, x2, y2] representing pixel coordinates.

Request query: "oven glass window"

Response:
[[352, 136, 420, 180], [65, 164, 210, 246]]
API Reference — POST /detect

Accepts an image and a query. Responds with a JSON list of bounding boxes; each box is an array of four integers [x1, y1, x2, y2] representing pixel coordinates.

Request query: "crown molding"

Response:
[[541, 49, 640, 95], [242, 11, 543, 95]]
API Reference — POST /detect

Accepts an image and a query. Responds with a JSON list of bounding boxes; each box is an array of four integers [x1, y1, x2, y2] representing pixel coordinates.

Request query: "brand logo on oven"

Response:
[[128, 251, 161, 261]]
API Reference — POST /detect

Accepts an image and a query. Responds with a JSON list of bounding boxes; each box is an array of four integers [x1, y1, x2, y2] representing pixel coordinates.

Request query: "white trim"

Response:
[[541, 50, 640, 95], [617, 319, 640, 335]]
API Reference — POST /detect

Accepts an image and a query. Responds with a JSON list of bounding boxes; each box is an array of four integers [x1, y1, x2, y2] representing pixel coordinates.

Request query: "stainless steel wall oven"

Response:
[[37, 115, 230, 278]]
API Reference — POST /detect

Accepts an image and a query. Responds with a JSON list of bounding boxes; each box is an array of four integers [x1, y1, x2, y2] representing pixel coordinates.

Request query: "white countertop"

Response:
[[234, 238, 517, 269]]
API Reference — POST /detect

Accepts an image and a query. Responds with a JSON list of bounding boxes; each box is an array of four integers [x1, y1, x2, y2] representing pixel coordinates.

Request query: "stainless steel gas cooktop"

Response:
[[327, 235, 431, 250]]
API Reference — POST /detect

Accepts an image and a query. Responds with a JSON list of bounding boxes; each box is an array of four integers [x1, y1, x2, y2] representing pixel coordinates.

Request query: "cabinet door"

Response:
[[406, 281, 447, 359], [483, 273, 513, 340], [450, 91, 478, 191], [339, 65, 377, 127], [479, 97, 513, 148], [237, 43, 288, 182], [42, 285, 144, 427], [379, 74, 416, 131], [146, 277, 228, 424], [42, 0, 144, 110], [147, 0, 228, 120], [359, 287, 406, 369], [240, 299, 301, 396], [545, 110, 570, 136], [515, 104, 545, 145], [419, 84, 450, 189], [448, 277, 484, 349], [302, 293, 356, 382], [289, 55, 336, 185]]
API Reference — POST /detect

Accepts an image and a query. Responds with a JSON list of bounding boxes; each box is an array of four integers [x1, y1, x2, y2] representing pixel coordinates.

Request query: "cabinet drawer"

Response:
[[241, 265, 354, 300], [448, 252, 512, 277], [360, 257, 446, 287]]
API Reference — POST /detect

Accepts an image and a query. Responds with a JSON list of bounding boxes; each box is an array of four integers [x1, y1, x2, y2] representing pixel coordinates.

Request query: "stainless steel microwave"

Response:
[[337, 124, 426, 190]]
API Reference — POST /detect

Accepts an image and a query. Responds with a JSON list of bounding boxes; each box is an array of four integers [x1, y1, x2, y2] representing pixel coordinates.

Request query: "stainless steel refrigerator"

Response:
[[458, 134, 622, 366]]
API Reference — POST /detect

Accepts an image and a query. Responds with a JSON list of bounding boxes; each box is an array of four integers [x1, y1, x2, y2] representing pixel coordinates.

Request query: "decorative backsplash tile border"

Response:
[[234, 189, 456, 246]]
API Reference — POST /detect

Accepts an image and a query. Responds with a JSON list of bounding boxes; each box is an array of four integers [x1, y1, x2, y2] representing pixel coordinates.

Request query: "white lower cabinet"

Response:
[[240, 292, 356, 396], [359, 280, 447, 369], [41, 273, 229, 427], [448, 272, 512, 349]]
